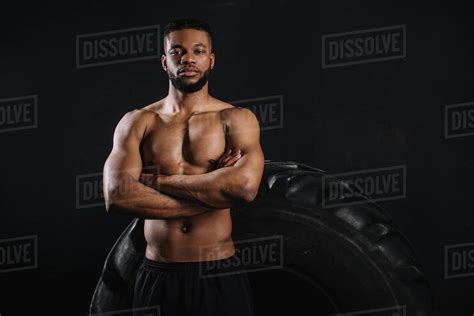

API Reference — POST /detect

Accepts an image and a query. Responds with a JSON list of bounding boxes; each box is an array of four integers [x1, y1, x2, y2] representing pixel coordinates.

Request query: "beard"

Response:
[[168, 67, 212, 93]]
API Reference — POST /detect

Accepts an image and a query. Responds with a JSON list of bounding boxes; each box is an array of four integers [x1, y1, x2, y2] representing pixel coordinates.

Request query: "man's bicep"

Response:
[[104, 111, 145, 187], [225, 108, 265, 188]]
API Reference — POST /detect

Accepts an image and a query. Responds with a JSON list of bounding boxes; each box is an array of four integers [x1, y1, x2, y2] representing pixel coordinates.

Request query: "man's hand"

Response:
[[211, 148, 242, 169], [139, 173, 156, 186]]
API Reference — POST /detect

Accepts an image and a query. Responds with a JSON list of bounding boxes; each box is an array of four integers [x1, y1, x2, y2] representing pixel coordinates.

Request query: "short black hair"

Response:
[[163, 18, 213, 51]]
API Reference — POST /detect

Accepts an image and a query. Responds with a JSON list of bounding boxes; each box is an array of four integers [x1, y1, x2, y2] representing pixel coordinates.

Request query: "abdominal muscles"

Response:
[[144, 208, 234, 261]]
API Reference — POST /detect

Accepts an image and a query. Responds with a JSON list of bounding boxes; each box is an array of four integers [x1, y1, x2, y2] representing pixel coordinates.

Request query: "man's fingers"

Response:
[[215, 151, 228, 165], [220, 151, 241, 166], [222, 151, 243, 167], [212, 148, 242, 169], [139, 173, 155, 186], [221, 152, 240, 165], [215, 151, 233, 165], [224, 154, 242, 167]]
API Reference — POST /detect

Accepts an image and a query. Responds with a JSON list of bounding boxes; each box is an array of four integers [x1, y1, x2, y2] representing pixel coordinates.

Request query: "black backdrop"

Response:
[[0, 0, 473, 315]]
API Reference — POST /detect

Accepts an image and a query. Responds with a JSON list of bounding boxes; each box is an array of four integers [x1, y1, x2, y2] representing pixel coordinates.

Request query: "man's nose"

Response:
[[180, 52, 196, 64]]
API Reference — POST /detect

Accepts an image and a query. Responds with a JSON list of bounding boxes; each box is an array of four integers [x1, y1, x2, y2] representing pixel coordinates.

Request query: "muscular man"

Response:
[[102, 18, 264, 316]]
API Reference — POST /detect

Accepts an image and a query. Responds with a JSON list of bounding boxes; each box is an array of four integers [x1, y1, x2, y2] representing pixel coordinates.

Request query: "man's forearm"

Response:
[[105, 175, 215, 219], [145, 167, 250, 209]]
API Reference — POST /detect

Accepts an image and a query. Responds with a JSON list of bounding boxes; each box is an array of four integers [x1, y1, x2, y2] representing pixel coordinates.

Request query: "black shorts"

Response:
[[133, 254, 255, 316]]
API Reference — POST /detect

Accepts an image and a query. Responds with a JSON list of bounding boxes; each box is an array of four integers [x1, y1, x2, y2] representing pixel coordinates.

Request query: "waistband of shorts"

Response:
[[142, 253, 239, 272]]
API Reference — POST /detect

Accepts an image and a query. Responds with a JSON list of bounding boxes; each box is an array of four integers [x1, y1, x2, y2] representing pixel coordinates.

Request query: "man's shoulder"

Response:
[[214, 99, 254, 119], [219, 106, 256, 123], [118, 109, 152, 127], [116, 101, 162, 131], [214, 99, 258, 132]]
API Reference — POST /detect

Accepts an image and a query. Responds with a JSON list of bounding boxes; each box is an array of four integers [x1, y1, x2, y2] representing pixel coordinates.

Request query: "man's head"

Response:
[[161, 18, 215, 94]]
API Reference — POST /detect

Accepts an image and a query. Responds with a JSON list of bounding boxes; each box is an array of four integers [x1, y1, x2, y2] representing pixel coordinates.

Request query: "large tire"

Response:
[[89, 161, 433, 316], [230, 161, 433, 316], [89, 217, 145, 314]]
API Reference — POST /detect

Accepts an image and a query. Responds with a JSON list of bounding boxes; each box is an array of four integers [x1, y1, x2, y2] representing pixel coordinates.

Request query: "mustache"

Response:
[[178, 67, 200, 74]]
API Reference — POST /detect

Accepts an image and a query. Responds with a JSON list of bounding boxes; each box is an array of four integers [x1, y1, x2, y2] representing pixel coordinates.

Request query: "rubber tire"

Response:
[[89, 161, 433, 316]]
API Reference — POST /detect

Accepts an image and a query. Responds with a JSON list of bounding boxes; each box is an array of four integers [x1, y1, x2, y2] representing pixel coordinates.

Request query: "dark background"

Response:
[[0, 0, 473, 315]]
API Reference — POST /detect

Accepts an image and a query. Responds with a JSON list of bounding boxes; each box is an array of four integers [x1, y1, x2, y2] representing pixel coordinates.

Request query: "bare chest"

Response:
[[141, 112, 227, 175]]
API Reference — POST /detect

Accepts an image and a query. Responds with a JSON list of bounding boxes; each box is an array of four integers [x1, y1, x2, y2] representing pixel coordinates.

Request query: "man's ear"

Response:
[[161, 54, 167, 71], [210, 52, 215, 69]]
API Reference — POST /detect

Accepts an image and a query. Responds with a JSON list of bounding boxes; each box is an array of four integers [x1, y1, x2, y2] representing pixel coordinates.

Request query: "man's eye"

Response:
[[196, 50, 206, 54]]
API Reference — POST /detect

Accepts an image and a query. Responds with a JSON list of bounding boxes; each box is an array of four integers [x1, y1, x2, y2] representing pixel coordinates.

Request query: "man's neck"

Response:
[[164, 83, 211, 114]]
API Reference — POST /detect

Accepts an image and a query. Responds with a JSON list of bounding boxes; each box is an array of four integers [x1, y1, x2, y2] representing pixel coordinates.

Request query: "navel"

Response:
[[181, 222, 190, 233]]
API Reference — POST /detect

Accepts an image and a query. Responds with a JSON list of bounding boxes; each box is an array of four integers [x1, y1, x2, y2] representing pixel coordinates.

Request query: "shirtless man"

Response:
[[102, 18, 264, 316]]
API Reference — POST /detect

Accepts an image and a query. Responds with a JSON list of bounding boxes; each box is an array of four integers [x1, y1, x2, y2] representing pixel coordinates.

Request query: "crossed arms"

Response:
[[103, 107, 265, 219]]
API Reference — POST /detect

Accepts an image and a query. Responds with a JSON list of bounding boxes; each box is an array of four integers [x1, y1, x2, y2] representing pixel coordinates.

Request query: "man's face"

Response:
[[162, 29, 215, 93]]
